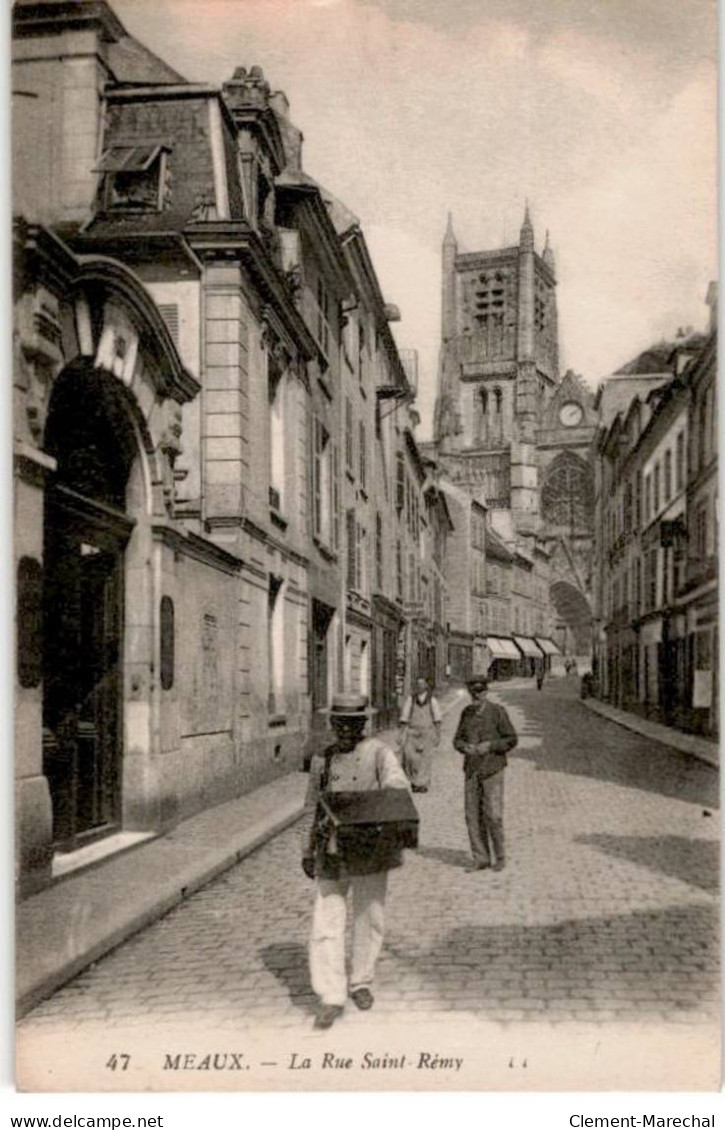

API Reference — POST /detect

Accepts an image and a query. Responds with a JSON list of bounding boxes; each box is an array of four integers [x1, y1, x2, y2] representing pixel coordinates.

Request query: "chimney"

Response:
[[269, 90, 303, 173]]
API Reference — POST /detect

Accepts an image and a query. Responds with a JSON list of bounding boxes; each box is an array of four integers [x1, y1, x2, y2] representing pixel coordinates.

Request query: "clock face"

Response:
[[560, 401, 583, 427]]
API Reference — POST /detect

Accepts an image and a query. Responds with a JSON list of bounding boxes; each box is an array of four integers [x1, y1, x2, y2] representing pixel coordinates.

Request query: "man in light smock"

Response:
[[301, 693, 411, 1029], [397, 677, 443, 793]]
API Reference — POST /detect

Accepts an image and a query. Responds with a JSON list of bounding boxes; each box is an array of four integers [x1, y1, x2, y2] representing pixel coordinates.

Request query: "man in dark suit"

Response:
[[453, 675, 518, 872]]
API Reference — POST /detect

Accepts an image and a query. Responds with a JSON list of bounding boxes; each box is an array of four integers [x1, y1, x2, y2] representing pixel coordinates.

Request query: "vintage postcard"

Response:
[[13, 0, 719, 1093]]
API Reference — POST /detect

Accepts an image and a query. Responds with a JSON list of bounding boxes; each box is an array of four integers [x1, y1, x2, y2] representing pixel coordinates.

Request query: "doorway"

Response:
[[42, 364, 137, 851]]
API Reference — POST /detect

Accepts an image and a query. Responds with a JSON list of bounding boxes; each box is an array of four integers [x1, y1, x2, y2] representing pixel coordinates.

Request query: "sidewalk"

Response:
[[582, 696, 719, 769], [17, 687, 466, 1018]]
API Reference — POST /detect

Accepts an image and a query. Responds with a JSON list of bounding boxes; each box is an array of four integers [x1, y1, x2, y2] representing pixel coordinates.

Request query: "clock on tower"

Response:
[[559, 401, 583, 428]]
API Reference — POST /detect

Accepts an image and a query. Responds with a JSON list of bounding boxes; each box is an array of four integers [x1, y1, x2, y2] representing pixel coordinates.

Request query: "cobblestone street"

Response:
[[19, 680, 719, 1037]]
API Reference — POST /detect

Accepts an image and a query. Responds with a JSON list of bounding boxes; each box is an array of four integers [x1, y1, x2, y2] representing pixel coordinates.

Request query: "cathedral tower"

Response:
[[433, 205, 597, 657], [433, 204, 559, 536]]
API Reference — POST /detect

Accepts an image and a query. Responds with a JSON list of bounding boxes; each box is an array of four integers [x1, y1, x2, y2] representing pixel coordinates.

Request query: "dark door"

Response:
[[310, 599, 334, 725], [43, 489, 131, 851]]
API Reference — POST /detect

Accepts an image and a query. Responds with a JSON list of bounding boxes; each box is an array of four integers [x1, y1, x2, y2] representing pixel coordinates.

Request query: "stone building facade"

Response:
[[591, 299, 717, 739], [12, 0, 445, 892]]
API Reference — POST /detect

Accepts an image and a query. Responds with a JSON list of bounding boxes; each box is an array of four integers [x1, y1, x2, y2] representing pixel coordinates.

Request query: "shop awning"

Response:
[[514, 635, 544, 658], [487, 637, 521, 660], [535, 637, 561, 656]]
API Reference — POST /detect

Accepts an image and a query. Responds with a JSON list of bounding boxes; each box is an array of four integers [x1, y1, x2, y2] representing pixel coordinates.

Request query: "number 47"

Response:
[[106, 1054, 131, 1071]]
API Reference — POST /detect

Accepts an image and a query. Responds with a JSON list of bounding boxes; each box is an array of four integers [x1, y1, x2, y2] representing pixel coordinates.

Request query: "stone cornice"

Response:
[[152, 523, 242, 575], [185, 222, 320, 364]]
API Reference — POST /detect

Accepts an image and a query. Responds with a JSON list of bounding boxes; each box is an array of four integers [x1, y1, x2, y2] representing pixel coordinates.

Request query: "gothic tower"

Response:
[[433, 204, 559, 539], [433, 205, 597, 655]]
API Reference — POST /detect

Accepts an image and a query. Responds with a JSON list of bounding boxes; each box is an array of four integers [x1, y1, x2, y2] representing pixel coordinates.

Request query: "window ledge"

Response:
[[268, 714, 287, 728], [313, 537, 337, 563], [270, 508, 288, 531]]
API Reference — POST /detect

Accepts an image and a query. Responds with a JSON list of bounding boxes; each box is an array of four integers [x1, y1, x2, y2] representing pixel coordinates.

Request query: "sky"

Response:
[[113, 0, 718, 439]]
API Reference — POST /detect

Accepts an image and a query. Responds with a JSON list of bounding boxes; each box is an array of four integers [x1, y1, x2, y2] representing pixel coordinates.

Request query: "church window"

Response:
[[494, 387, 502, 414], [540, 451, 594, 530], [479, 388, 488, 416]]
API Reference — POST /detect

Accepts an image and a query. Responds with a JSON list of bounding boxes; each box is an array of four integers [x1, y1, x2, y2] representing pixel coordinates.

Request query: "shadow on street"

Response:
[[499, 680, 719, 810], [577, 833, 719, 894], [382, 901, 718, 1018], [260, 942, 315, 1015]]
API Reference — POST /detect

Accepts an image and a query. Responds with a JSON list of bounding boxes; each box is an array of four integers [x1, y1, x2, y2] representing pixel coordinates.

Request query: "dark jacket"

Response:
[[453, 700, 518, 778]]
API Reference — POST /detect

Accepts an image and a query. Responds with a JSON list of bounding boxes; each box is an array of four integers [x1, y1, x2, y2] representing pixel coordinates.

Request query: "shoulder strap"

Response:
[[320, 748, 335, 792]]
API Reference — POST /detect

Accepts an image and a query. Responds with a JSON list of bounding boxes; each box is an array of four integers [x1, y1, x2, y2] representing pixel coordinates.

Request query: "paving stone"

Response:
[[18, 680, 719, 1035]]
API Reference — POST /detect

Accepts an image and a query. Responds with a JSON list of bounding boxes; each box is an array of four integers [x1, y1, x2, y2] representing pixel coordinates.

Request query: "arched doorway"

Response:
[[549, 580, 592, 656], [42, 361, 138, 851]]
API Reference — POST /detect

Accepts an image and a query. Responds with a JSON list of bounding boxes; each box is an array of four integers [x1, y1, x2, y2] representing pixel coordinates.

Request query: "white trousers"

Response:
[[309, 872, 388, 1006]]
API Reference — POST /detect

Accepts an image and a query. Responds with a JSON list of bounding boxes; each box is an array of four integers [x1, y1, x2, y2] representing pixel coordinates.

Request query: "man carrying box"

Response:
[[301, 693, 415, 1030]]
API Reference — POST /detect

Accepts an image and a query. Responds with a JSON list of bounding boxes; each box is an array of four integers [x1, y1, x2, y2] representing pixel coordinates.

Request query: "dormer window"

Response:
[[95, 145, 170, 213]]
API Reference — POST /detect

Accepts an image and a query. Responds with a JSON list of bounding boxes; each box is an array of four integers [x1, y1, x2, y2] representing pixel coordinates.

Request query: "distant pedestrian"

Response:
[[397, 677, 442, 793], [453, 675, 518, 872], [301, 693, 412, 1030], [535, 660, 545, 691]]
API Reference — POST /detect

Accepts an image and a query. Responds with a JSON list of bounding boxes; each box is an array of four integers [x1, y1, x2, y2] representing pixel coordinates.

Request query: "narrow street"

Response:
[[19, 680, 718, 1035]]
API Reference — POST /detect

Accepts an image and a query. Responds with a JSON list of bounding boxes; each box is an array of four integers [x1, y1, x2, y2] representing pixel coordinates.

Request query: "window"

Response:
[[17, 556, 42, 689], [157, 303, 180, 347], [395, 452, 405, 511], [480, 387, 488, 416], [653, 463, 660, 514], [645, 548, 658, 611], [313, 419, 337, 549], [358, 321, 366, 384], [268, 359, 285, 511], [359, 420, 367, 490], [268, 575, 285, 714], [664, 449, 672, 503], [644, 473, 651, 523], [635, 470, 642, 529], [698, 398, 708, 470], [540, 451, 594, 529], [96, 145, 169, 213], [345, 398, 354, 475], [494, 387, 502, 414], [396, 539, 403, 600], [314, 276, 333, 357], [160, 596, 175, 691], [695, 503, 708, 560], [332, 443, 340, 551], [676, 431, 685, 491], [346, 509, 356, 591], [345, 514, 365, 593], [375, 511, 383, 590]]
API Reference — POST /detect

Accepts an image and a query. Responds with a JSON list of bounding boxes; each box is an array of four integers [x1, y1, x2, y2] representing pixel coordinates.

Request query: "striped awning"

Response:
[[535, 637, 561, 656], [513, 635, 544, 659], [487, 637, 521, 660]]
